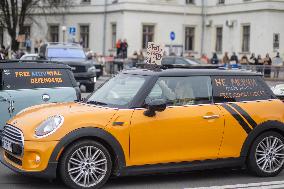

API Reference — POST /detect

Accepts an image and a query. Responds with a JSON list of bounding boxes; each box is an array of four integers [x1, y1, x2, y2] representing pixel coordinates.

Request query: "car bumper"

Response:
[[0, 140, 59, 179], [0, 152, 57, 179]]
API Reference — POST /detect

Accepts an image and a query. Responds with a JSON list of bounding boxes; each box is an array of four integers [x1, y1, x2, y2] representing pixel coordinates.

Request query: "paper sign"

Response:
[[146, 42, 164, 65]]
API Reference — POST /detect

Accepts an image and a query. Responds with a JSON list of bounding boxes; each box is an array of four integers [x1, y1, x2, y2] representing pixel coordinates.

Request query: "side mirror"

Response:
[[144, 99, 167, 117]]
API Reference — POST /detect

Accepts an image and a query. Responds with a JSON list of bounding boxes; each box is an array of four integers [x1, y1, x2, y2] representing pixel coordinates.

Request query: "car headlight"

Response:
[[87, 66, 96, 73], [35, 115, 64, 138]]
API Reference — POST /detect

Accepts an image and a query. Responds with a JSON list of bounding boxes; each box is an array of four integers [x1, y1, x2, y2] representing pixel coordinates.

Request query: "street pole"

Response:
[[102, 0, 107, 56], [201, 0, 206, 56]]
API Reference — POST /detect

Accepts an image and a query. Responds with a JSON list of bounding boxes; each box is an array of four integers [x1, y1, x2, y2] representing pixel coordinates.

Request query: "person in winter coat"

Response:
[[121, 39, 128, 59], [116, 39, 122, 58], [210, 53, 219, 64]]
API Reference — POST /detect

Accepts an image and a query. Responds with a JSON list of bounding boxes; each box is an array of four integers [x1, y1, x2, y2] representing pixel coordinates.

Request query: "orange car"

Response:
[[1, 68, 284, 189]]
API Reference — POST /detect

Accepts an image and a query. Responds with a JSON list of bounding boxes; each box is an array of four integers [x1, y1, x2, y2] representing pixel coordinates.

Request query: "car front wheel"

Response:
[[59, 140, 112, 189], [248, 131, 284, 177]]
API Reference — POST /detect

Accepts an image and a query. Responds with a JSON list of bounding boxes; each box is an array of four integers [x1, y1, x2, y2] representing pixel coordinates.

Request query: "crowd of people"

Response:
[[0, 36, 283, 78], [199, 51, 283, 78]]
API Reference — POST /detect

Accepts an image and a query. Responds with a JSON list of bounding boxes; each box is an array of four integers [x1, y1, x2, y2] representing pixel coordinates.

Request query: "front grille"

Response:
[[72, 65, 87, 73], [2, 125, 24, 145], [5, 152, 22, 166]]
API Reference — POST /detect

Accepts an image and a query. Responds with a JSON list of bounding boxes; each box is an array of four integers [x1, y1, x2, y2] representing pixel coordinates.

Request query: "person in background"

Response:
[[39, 39, 47, 59], [116, 39, 122, 58], [121, 39, 128, 59], [0, 48, 5, 60], [34, 39, 39, 54], [272, 52, 283, 78], [222, 52, 230, 65], [200, 54, 209, 64], [137, 50, 144, 64], [210, 53, 219, 64], [25, 36, 32, 53], [230, 52, 239, 64], [132, 51, 138, 67], [240, 54, 249, 65], [249, 53, 257, 65], [256, 54, 264, 73], [263, 53, 272, 78]]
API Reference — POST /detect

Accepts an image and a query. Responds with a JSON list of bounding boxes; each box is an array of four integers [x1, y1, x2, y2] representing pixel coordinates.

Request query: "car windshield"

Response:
[[86, 74, 146, 107], [47, 48, 86, 59]]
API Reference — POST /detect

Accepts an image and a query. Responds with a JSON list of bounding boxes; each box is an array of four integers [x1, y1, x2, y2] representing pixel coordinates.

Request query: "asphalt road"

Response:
[[1, 77, 284, 189], [2, 163, 284, 189]]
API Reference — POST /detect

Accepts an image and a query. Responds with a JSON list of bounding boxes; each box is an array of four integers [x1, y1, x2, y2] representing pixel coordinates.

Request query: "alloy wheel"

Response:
[[67, 146, 108, 188], [255, 136, 284, 173]]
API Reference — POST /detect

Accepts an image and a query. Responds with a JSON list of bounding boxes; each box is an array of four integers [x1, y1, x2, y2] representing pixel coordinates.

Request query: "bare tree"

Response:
[[0, 0, 74, 51]]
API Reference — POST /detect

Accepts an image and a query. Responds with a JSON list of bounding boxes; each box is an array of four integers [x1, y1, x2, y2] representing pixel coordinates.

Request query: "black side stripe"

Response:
[[229, 103, 257, 128], [221, 104, 252, 134]]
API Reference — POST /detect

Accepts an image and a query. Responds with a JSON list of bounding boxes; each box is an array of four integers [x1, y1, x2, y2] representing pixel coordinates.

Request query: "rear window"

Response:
[[47, 48, 86, 59], [212, 75, 275, 103], [2, 69, 73, 90]]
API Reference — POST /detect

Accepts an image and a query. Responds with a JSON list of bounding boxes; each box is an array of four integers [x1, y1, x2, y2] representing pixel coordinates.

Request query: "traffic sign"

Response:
[[170, 31, 175, 41], [69, 27, 76, 36]]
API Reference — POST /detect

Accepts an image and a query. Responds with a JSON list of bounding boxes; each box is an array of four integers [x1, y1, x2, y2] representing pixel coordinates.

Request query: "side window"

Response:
[[162, 58, 174, 65], [175, 58, 188, 65], [146, 76, 212, 106], [2, 69, 73, 90], [212, 76, 275, 103]]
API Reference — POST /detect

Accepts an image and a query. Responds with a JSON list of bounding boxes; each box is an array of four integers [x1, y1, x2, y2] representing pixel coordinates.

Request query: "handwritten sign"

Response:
[[3, 69, 72, 90], [212, 76, 271, 102], [146, 42, 164, 65]]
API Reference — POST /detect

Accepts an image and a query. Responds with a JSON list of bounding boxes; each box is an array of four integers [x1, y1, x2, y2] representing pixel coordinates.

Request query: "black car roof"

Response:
[[0, 62, 70, 69], [122, 68, 262, 77]]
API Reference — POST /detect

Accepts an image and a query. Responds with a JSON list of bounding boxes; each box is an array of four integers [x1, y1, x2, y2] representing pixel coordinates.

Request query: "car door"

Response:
[[129, 76, 225, 166]]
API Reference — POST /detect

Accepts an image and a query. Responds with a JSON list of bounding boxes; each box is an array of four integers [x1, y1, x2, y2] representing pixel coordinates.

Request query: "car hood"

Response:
[[7, 102, 118, 141]]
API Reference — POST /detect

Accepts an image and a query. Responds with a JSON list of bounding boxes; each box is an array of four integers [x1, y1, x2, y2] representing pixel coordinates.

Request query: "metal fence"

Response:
[[240, 65, 284, 81]]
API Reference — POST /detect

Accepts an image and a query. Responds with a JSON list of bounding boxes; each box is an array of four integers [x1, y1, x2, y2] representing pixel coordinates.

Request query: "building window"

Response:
[[273, 33, 280, 50], [218, 0, 225, 4], [49, 25, 59, 42], [215, 27, 223, 53], [0, 28, 3, 46], [142, 25, 154, 49], [185, 27, 195, 51], [186, 0, 194, 4], [111, 23, 117, 49], [80, 25, 89, 48], [242, 25, 250, 52]]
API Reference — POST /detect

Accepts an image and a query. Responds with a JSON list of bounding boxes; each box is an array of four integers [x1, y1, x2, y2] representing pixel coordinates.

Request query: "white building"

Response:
[[1, 0, 284, 58]]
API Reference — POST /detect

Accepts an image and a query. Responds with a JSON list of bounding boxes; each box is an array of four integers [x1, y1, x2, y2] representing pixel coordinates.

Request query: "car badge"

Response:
[[42, 94, 50, 102]]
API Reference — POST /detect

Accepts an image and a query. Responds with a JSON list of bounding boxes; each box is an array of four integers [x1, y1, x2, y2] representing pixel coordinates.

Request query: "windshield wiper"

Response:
[[86, 101, 108, 105]]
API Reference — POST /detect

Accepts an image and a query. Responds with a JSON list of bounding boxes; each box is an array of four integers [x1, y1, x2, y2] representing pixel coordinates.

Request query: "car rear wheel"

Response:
[[247, 131, 284, 177], [59, 140, 112, 189]]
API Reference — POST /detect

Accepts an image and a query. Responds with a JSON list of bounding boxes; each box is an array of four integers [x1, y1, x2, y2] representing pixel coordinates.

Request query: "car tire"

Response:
[[59, 140, 112, 189], [86, 83, 95, 93], [247, 131, 284, 177]]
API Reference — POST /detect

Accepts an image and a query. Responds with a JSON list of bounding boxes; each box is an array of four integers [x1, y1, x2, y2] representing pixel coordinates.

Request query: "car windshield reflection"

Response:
[[86, 74, 146, 107]]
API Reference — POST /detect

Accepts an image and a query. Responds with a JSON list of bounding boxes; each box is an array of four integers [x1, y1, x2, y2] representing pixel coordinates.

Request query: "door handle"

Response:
[[203, 115, 220, 120]]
